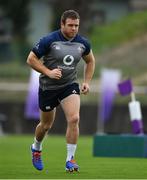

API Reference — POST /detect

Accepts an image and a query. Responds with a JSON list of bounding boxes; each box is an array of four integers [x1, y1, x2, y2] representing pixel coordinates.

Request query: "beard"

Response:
[[62, 30, 77, 40]]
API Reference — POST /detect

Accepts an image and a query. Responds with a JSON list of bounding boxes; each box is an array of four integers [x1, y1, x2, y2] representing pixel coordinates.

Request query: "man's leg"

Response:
[[34, 109, 56, 143], [61, 94, 80, 171], [31, 109, 56, 170]]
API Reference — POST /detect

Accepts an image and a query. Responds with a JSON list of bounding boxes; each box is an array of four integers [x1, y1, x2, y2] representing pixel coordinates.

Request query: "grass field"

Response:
[[0, 135, 147, 179]]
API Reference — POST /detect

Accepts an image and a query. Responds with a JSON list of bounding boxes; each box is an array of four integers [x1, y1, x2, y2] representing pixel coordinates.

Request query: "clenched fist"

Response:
[[47, 68, 62, 79]]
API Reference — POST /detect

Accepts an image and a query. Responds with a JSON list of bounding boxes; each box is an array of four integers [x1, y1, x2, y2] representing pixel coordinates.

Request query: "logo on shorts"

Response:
[[63, 55, 74, 66], [72, 90, 77, 94]]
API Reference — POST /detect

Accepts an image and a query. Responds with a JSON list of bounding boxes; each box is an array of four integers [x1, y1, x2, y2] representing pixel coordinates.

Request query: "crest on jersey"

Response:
[[77, 46, 82, 53], [52, 44, 60, 50]]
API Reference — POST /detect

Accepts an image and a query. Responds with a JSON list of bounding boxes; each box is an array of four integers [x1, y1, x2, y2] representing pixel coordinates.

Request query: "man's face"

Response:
[[61, 18, 79, 39]]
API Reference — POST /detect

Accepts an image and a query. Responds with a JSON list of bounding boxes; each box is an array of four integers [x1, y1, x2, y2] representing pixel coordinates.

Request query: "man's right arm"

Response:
[[27, 51, 62, 79]]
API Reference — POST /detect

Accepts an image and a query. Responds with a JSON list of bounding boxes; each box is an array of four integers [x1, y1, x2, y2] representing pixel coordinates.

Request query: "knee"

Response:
[[68, 114, 79, 125]]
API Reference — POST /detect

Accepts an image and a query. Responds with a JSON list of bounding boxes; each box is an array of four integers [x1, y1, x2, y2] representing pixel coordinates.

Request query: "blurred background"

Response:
[[0, 0, 147, 135]]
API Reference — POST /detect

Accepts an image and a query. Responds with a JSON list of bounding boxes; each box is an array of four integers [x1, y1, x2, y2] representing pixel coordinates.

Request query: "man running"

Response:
[[27, 9, 95, 172]]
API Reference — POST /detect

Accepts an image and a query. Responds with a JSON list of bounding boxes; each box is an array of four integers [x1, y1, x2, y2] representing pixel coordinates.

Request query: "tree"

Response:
[[0, 0, 30, 38], [0, 0, 31, 61]]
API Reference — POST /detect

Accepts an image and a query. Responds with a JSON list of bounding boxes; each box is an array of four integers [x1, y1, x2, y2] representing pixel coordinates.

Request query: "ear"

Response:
[[61, 22, 64, 28]]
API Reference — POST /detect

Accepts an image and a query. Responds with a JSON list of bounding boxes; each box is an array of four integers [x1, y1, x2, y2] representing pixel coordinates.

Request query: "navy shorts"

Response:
[[39, 83, 80, 112]]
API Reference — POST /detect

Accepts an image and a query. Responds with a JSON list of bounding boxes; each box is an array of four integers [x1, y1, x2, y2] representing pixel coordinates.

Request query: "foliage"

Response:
[[0, 0, 31, 38], [0, 0, 31, 63], [0, 61, 30, 81], [90, 11, 147, 53]]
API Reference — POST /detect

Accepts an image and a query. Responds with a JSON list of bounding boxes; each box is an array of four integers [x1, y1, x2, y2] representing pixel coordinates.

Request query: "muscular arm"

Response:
[[83, 50, 95, 84], [26, 51, 62, 79], [27, 51, 50, 75], [81, 50, 95, 94]]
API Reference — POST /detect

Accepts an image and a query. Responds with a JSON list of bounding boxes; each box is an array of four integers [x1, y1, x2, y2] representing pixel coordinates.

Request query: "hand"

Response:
[[81, 83, 90, 95], [47, 68, 62, 79]]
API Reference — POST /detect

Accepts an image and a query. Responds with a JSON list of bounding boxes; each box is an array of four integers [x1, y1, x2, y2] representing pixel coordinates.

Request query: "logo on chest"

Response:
[[63, 55, 74, 66]]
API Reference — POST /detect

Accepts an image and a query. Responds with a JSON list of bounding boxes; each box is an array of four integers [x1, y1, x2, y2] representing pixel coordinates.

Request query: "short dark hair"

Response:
[[61, 10, 80, 24]]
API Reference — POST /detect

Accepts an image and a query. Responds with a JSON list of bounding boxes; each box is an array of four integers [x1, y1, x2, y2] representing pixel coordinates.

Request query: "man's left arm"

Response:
[[81, 50, 95, 95]]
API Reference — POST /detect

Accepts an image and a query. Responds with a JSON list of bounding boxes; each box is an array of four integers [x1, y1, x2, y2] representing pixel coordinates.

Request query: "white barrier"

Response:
[[0, 82, 146, 94]]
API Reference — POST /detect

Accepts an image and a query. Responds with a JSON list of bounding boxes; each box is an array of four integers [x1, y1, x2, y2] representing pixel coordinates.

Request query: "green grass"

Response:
[[0, 135, 147, 179], [0, 61, 30, 81], [91, 10, 147, 53]]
